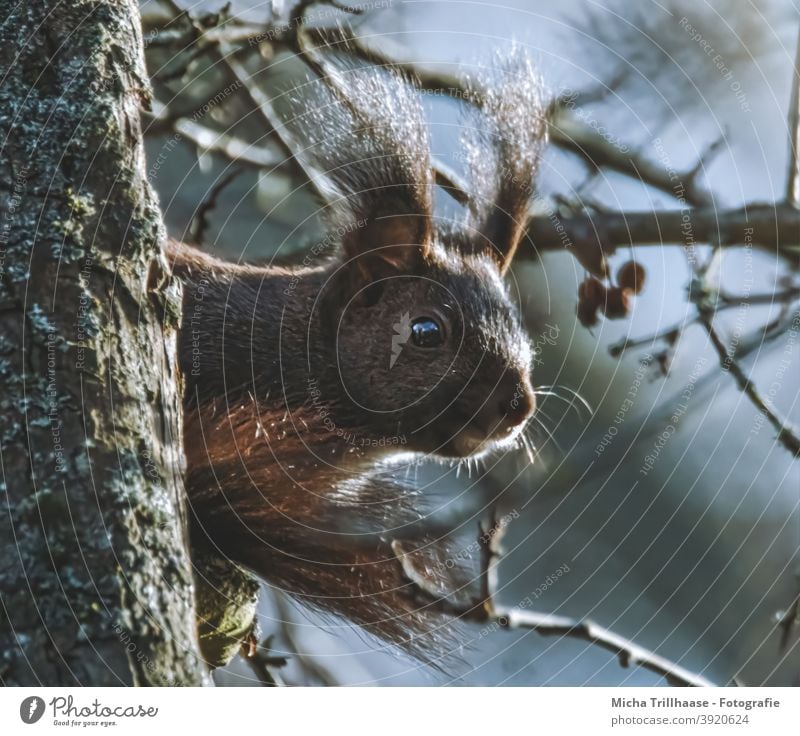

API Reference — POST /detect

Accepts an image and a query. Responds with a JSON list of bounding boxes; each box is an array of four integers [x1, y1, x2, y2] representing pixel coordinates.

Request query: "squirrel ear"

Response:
[[472, 212, 530, 275], [340, 213, 431, 298], [461, 49, 546, 276]]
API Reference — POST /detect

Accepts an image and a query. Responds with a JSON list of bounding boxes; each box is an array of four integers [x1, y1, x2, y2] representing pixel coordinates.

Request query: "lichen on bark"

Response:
[[0, 0, 206, 685]]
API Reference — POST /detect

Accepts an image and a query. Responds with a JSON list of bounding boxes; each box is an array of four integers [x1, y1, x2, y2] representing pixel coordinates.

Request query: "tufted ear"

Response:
[[461, 49, 546, 274], [287, 59, 435, 303]]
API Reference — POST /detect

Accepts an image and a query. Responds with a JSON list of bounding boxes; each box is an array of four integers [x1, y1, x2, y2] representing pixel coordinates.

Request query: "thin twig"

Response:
[[609, 324, 682, 359], [171, 119, 282, 168], [144, 105, 285, 169], [432, 159, 472, 206], [393, 516, 715, 688], [550, 111, 715, 208], [189, 167, 244, 245], [609, 286, 800, 359], [217, 41, 328, 201], [697, 306, 800, 457], [685, 134, 727, 193], [242, 635, 289, 687], [553, 68, 630, 108]]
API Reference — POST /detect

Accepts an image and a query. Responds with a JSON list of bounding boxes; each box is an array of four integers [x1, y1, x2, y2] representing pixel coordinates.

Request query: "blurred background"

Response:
[[140, 0, 800, 685]]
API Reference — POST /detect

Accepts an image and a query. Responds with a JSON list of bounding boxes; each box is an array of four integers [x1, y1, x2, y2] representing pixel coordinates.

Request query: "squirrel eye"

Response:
[[410, 316, 443, 348]]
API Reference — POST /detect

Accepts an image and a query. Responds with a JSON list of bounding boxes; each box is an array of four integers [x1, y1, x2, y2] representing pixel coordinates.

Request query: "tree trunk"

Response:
[[0, 0, 206, 685]]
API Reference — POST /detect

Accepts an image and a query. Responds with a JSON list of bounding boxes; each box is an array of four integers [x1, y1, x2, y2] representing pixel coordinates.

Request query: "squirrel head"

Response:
[[321, 227, 535, 459], [294, 50, 546, 459]]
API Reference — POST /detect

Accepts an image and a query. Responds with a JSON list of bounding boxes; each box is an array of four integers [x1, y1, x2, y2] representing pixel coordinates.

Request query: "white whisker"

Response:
[[535, 383, 593, 418], [530, 412, 563, 454], [521, 431, 538, 465]]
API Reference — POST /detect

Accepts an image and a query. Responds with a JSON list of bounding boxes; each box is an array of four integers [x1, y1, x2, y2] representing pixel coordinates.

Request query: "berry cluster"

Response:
[[577, 260, 646, 327]]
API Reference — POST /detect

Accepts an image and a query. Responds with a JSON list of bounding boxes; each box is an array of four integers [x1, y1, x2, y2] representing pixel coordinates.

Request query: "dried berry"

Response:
[[577, 277, 606, 327], [578, 276, 605, 304], [617, 260, 646, 294], [603, 286, 633, 319]]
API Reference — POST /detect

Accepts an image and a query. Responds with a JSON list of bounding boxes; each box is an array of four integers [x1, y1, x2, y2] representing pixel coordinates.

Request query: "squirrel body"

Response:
[[168, 52, 546, 659]]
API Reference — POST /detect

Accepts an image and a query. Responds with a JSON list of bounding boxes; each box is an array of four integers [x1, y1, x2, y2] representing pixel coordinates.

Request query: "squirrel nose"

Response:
[[479, 374, 536, 438]]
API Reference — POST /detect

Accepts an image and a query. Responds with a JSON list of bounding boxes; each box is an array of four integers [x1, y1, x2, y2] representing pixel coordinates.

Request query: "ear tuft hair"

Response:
[[287, 55, 433, 258], [461, 47, 547, 272]]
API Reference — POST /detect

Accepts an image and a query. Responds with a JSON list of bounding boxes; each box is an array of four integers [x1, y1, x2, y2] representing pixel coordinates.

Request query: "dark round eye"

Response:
[[411, 316, 444, 348]]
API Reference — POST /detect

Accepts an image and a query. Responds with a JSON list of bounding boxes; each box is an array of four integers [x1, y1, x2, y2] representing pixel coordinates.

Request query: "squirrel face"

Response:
[[292, 51, 546, 461], [329, 243, 535, 459]]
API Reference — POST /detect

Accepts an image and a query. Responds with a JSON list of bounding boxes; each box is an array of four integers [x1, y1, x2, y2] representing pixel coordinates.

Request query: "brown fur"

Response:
[[168, 54, 545, 660]]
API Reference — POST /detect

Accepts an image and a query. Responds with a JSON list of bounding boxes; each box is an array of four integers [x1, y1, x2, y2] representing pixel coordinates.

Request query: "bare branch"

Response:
[[697, 306, 800, 457], [169, 117, 284, 168], [432, 159, 472, 206], [393, 517, 715, 688], [189, 167, 244, 245], [609, 287, 800, 359], [548, 109, 715, 208], [143, 97, 287, 170], [242, 635, 288, 687], [609, 324, 682, 359], [495, 610, 714, 688], [553, 69, 630, 108], [521, 203, 800, 263], [217, 41, 328, 201]]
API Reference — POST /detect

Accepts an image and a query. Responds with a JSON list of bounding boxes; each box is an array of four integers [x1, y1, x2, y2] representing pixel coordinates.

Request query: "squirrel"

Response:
[[167, 51, 546, 663]]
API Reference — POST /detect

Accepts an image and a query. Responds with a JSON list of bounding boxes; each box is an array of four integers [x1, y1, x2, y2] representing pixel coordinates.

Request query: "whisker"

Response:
[[521, 430, 538, 465], [534, 389, 582, 419], [530, 413, 563, 454], [535, 383, 593, 418], [535, 405, 565, 441]]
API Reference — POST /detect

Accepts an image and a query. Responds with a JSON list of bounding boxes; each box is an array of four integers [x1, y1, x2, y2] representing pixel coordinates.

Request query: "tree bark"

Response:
[[0, 0, 206, 685]]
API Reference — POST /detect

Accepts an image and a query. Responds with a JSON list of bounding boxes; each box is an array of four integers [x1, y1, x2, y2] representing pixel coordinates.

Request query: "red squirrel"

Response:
[[168, 52, 545, 662]]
